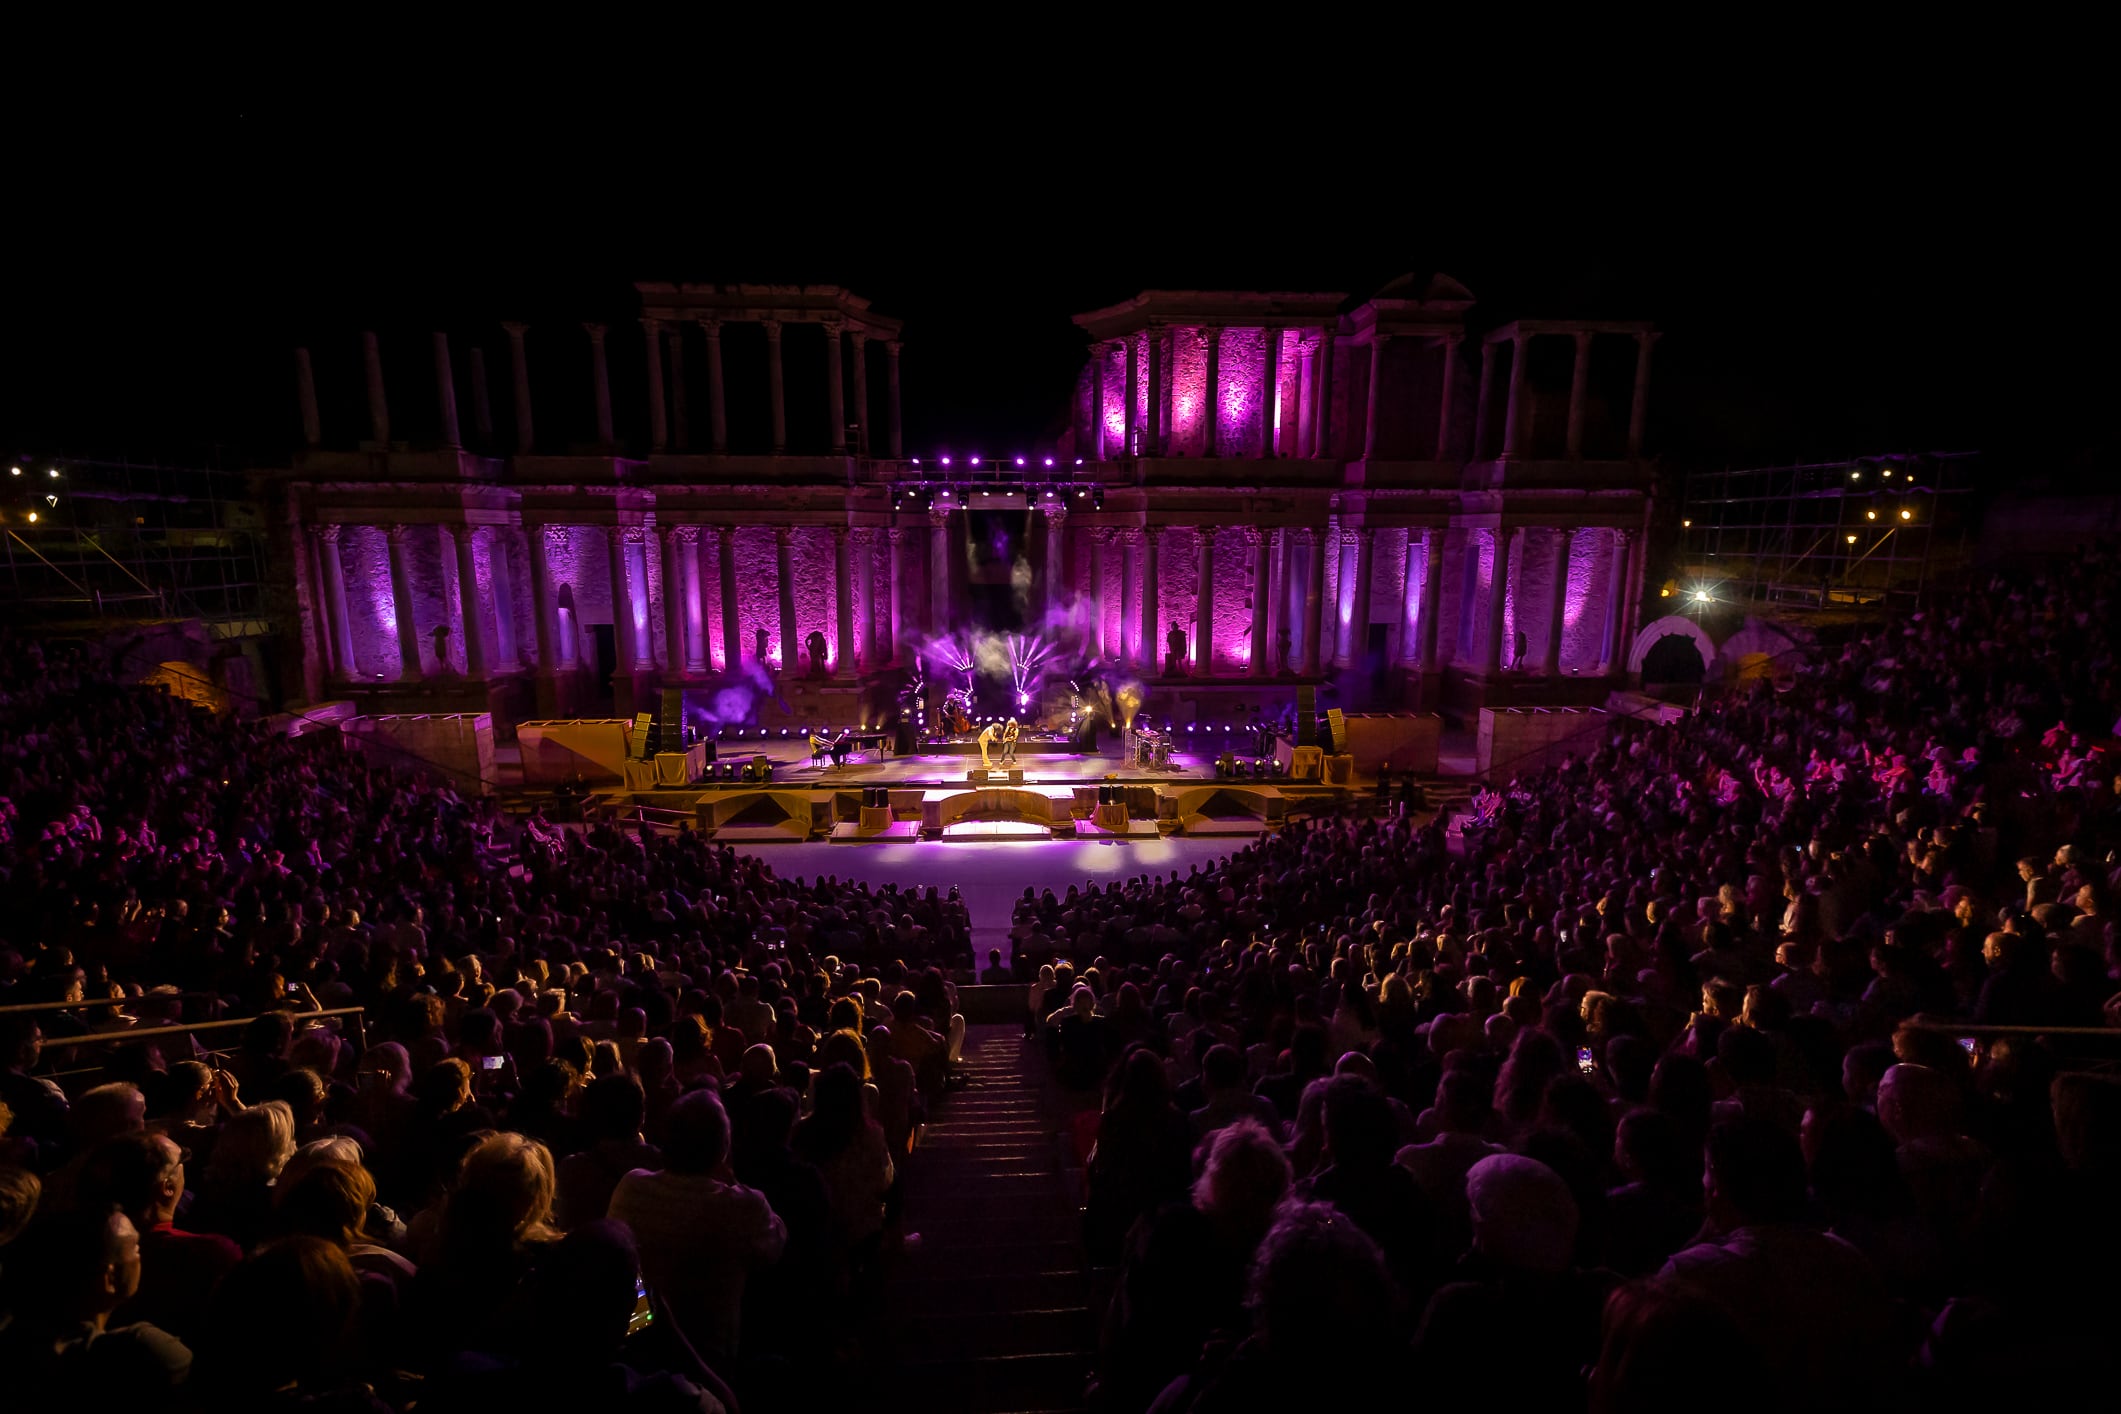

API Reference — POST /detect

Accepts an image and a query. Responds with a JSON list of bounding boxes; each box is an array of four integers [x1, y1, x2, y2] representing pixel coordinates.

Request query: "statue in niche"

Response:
[[806, 629, 830, 678], [754, 625, 771, 667], [429, 622, 453, 675], [1166, 620, 1188, 678]]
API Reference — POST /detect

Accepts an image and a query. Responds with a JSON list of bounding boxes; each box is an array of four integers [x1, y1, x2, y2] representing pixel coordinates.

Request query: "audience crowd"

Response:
[[1, 544, 2118, 1412]]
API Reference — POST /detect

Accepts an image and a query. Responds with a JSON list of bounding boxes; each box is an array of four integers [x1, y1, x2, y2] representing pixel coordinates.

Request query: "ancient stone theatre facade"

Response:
[[275, 274, 1655, 731]]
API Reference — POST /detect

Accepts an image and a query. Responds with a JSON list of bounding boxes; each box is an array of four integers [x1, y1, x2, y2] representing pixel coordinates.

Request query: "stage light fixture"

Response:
[[940, 456, 952, 467], [45, 495, 57, 507], [26, 512, 37, 523], [1043, 457, 1054, 467], [48, 469, 60, 478], [8, 467, 18, 476], [1882, 469, 1892, 478], [1682, 519, 1691, 528], [1900, 509, 1912, 520], [911, 458, 921, 465], [1866, 510, 1876, 520], [1015, 456, 1026, 466], [1846, 534, 1858, 544], [970, 456, 981, 465], [1074, 458, 1083, 465], [1850, 470, 1861, 480], [1693, 589, 1711, 603]]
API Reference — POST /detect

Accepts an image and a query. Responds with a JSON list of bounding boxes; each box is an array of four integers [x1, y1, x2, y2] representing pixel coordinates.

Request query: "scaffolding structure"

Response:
[[0, 454, 271, 631], [1676, 452, 1977, 611]]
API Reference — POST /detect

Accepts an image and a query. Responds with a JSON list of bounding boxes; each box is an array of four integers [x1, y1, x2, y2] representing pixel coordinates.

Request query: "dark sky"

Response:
[[4, 101, 2108, 481]]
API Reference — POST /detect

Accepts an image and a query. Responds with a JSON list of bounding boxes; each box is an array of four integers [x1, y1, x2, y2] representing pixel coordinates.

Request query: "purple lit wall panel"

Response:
[[436, 530, 466, 673], [700, 531, 726, 670], [1217, 329, 1267, 458], [1158, 527, 1196, 660], [790, 528, 835, 670], [1562, 531, 1612, 671], [1321, 524, 1342, 657], [344, 526, 395, 679], [730, 528, 779, 668], [1378, 528, 1409, 626], [1171, 331, 1207, 454], [1501, 529, 1525, 662], [1209, 527, 1250, 672]]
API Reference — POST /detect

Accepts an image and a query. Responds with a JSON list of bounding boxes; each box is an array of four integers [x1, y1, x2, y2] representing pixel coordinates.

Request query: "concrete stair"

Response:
[[880, 1026, 1094, 1414]]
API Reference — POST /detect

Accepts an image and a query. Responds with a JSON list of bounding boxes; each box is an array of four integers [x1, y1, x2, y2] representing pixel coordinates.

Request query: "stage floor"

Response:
[[744, 743, 1226, 787]]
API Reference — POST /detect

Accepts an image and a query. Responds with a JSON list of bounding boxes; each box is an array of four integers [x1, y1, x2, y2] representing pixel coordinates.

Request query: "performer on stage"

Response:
[[999, 718, 1021, 766], [976, 719, 1002, 769]]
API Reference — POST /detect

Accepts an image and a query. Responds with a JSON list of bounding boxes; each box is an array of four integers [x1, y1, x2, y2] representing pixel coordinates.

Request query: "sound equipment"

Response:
[[629, 712, 654, 760], [894, 722, 918, 756], [657, 689, 684, 755], [1326, 708, 1348, 755], [1296, 686, 1317, 745]]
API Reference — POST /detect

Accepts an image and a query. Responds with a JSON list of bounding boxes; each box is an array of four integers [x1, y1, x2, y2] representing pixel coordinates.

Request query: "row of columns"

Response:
[[1476, 329, 1662, 461], [1096, 325, 1305, 460], [316, 322, 904, 458], [309, 522, 905, 694]]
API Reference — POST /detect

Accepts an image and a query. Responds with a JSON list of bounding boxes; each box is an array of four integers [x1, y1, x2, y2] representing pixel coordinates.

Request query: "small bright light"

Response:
[[970, 456, 981, 465], [1078, 490, 1087, 499], [1074, 458, 1084, 465], [1015, 457, 1026, 467], [26, 512, 37, 523], [1900, 509, 1912, 520], [1882, 469, 1892, 478], [7, 467, 18, 476], [1693, 589, 1711, 603], [49, 469, 61, 478], [1659, 587, 1671, 597], [45, 495, 57, 507], [1043, 457, 1054, 467], [940, 457, 951, 466], [911, 457, 921, 465], [1847, 534, 1858, 544], [1681, 519, 1692, 528], [1866, 510, 1877, 520], [1850, 471, 1861, 480]]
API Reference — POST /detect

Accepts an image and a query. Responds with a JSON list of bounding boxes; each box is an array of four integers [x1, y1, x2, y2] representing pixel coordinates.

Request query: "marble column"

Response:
[[362, 332, 390, 446], [1418, 530, 1446, 673], [1342, 527, 1375, 669], [680, 527, 708, 672], [1543, 528, 1575, 674], [584, 324, 614, 448], [1566, 331, 1592, 457], [887, 528, 907, 666], [1247, 528, 1269, 677], [849, 330, 869, 455], [1361, 334, 1390, 460], [1258, 327, 1280, 458], [1140, 525, 1160, 674], [313, 526, 356, 676], [295, 348, 321, 447], [1472, 342, 1497, 459], [1119, 532, 1138, 665], [700, 318, 728, 454], [1483, 527, 1514, 676], [764, 320, 787, 455], [1620, 528, 1647, 667], [1123, 336, 1140, 454], [1089, 349, 1107, 460], [469, 348, 493, 447], [528, 525, 563, 716], [385, 525, 424, 680], [662, 526, 686, 674], [1312, 329, 1337, 458], [1296, 339, 1316, 457], [1627, 333, 1660, 457], [605, 527, 636, 677], [1199, 327, 1221, 457], [432, 333, 460, 447], [642, 317, 667, 452], [1435, 334, 1460, 460], [487, 528, 521, 671], [1044, 506, 1067, 621], [1501, 332, 1530, 459], [774, 526, 798, 671], [1300, 528, 1327, 676], [503, 322, 535, 453], [1193, 527, 1216, 675], [1089, 529, 1110, 659], [928, 510, 951, 638], [1267, 528, 1291, 674], [824, 321, 847, 454], [666, 327, 688, 450], [717, 526, 740, 673], [1399, 532, 1424, 665], [449, 524, 487, 677], [1145, 326, 1164, 455], [833, 526, 855, 675], [885, 341, 904, 458], [857, 528, 880, 674]]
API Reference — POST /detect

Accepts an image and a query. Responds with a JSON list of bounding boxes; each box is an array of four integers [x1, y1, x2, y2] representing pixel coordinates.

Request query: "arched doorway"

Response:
[[1640, 633, 1707, 685]]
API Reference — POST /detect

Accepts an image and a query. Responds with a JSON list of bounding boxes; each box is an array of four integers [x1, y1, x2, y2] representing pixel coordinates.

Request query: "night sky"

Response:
[[4, 105, 2107, 483]]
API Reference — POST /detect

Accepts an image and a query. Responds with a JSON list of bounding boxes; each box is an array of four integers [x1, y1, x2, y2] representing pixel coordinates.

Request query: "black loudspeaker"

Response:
[[1296, 686, 1317, 745], [894, 722, 918, 756], [657, 689, 684, 755]]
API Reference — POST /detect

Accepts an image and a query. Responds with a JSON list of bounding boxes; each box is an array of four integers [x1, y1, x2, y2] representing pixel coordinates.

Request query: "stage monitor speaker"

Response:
[[1296, 686, 1317, 745], [894, 722, 918, 756]]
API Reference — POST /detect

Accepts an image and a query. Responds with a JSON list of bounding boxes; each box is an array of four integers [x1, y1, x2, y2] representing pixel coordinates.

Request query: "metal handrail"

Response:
[[1900, 1017, 2121, 1039], [41, 1007, 367, 1053], [0, 993, 219, 1018]]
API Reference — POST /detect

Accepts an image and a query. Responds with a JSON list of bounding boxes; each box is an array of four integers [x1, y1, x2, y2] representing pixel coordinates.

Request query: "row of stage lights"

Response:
[[708, 722, 1260, 736], [895, 484, 1106, 511]]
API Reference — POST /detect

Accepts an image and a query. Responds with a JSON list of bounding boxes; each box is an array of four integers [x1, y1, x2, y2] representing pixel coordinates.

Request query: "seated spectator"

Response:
[[1188, 1043, 1281, 1141], [406, 1132, 562, 1366], [1297, 1075, 1437, 1301], [189, 1099, 297, 1249], [1663, 1117, 1891, 1410], [1085, 1050, 1193, 1264], [793, 1062, 893, 1271], [190, 1234, 383, 1412], [0, 1205, 192, 1411], [79, 1131, 238, 1344], [557, 1075, 661, 1232], [609, 1088, 784, 1362]]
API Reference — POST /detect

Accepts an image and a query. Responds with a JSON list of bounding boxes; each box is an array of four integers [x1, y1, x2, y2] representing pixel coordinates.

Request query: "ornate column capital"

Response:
[[1293, 526, 1316, 548], [314, 523, 344, 544], [694, 314, 723, 335], [542, 525, 570, 552], [640, 315, 661, 335], [582, 322, 608, 344], [1438, 330, 1463, 349], [885, 339, 903, 358], [716, 524, 737, 544], [849, 327, 868, 348], [926, 505, 951, 528], [441, 522, 469, 546], [821, 317, 844, 337], [773, 525, 794, 546], [1045, 501, 1068, 523], [386, 523, 417, 545], [501, 321, 529, 340], [761, 318, 783, 340], [1241, 526, 1263, 548], [671, 523, 699, 546], [887, 526, 908, 546], [1636, 330, 1662, 350], [622, 525, 647, 546], [832, 523, 850, 543], [1573, 329, 1594, 351]]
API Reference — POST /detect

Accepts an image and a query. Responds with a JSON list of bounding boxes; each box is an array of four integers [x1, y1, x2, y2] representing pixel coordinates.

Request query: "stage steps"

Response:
[[880, 1026, 1095, 1413]]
